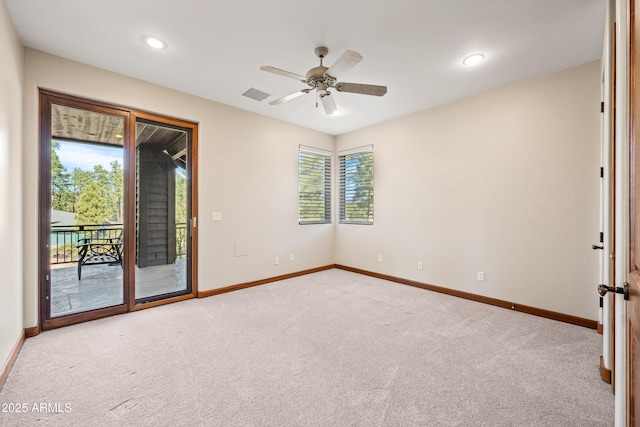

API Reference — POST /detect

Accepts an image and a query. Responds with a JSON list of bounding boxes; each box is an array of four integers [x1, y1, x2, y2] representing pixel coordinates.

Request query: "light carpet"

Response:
[[0, 269, 614, 426]]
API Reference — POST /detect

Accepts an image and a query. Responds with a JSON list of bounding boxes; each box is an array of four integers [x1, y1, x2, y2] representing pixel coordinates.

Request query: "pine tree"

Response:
[[175, 171, 187, 224], [75, 180, 111, 225], [109, 160, 123, 223], [51, 141, 74, 212], [71, 168, 93, 202]]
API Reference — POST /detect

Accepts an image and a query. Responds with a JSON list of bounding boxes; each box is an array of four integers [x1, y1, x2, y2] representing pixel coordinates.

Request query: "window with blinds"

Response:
[[339, 146, 373, 224], [298, 146, 332, 224]]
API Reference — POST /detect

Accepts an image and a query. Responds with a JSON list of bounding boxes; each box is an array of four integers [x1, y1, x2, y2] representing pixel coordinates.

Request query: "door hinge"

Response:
[[601, 101, 605, 113]]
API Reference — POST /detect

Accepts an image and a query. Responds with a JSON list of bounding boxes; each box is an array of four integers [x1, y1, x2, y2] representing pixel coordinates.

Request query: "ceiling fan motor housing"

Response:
[[305, 46, 337, 90], [306, 66, 330, 88]]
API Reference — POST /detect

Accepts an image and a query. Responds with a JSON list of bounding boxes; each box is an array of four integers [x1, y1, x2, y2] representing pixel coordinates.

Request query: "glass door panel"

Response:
[[134, 120, 190, 302], [41, 91, 197, 330], [48, 104, 125, 317]]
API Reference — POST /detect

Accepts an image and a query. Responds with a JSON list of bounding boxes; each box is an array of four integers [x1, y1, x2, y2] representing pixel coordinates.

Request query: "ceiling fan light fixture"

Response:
[[142, 35, 167, 50], [319, 91, 339, 116], [462, 53, 485, 66]]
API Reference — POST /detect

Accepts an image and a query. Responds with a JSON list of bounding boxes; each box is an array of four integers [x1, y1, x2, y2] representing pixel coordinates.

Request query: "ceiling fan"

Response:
[[260, 46, 387, 115]]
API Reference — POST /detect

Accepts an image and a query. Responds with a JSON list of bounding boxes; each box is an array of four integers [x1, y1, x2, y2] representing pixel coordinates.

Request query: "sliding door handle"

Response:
[[592, 244, 604, 250], [597, 284, 629, 300]]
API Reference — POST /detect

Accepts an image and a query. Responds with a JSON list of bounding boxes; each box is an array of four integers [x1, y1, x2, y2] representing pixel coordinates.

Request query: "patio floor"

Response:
[[50, 258, 187, 317]]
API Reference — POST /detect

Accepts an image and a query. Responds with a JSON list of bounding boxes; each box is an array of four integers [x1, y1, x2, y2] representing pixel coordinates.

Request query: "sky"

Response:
[[54, 140, 186, 179], [55, 140, 122, 171]]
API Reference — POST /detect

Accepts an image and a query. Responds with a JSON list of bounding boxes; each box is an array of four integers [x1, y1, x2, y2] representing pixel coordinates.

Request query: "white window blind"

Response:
[[298, 146, 332, 224], [339, 146, 373, 224]]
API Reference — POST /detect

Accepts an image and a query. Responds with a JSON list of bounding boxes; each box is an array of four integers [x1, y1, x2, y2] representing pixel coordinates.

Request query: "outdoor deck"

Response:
[[51, 258, 187, 317]]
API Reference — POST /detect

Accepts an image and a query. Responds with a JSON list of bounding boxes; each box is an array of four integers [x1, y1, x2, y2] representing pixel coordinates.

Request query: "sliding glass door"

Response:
[[39, 91, 198, 329], [40, 95, 130, 327], [134, 118, 192, 303]]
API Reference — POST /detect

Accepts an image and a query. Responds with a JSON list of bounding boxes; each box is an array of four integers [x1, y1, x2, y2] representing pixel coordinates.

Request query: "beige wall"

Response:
[[0, 0, 24, 367], [335, 61, 601, 320], [19, 48, 600, 327], [22, 49, 335, 327]]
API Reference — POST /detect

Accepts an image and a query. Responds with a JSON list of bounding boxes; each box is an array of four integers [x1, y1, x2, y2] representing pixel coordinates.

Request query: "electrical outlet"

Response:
[[417, 262, 423, 270], [477, 271, 485, 281], [289, 253, 294, 261], [275, 257, 279, 265], [378, 255, 383, 263]]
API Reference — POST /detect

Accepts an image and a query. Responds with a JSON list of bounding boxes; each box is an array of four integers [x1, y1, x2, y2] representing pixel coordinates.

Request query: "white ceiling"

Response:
[[5, 0, 604, 136]]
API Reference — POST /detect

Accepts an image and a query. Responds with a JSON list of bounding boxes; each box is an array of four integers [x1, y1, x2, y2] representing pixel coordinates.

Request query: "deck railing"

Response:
[[176, 223, 187, 258], [50, 223, 187, 264]]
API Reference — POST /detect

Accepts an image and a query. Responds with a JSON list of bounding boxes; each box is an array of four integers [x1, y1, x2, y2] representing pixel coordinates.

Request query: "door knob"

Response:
[[592, 244, 604, 250], [597, 283, 629, 300]]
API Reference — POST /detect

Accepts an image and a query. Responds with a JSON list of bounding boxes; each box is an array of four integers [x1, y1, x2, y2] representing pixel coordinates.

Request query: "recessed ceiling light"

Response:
[[142, 35, 167, 50], [463, 53, 485, 66]]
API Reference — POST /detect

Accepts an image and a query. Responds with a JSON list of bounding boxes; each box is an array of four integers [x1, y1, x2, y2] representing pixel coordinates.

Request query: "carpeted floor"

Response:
[[0, 269, 614, 426]]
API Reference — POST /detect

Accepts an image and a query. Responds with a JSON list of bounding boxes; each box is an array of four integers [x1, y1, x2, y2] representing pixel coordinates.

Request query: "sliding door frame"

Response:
[[39, 90, 132, 329], [129, 111, 199, 311], [38, 90, 198, 329]]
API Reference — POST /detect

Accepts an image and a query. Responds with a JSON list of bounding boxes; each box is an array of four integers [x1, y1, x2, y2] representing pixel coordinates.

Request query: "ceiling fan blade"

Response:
[[320, 92, 339, 115], [269, 89, 311, 105], [260, 66, 306, 82], [335, 82, 387, 97], [326, 50, 362, 78]]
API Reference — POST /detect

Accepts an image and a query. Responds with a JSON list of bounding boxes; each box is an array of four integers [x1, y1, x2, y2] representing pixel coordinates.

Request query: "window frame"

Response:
[[338, 145, 374, 225], [298, 145, 332, 225]]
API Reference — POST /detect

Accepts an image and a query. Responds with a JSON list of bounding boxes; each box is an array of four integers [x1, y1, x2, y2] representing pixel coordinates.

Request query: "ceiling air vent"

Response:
[[241, 87, 271, 102]]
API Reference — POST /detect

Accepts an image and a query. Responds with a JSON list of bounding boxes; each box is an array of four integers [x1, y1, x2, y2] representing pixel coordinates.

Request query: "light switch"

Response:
[[212, 212, 222, 221]]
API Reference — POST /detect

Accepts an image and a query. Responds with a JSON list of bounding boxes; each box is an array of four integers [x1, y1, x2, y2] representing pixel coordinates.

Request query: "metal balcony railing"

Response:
[[50, 223, 187, 264], [175, 223, 187, 258]]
